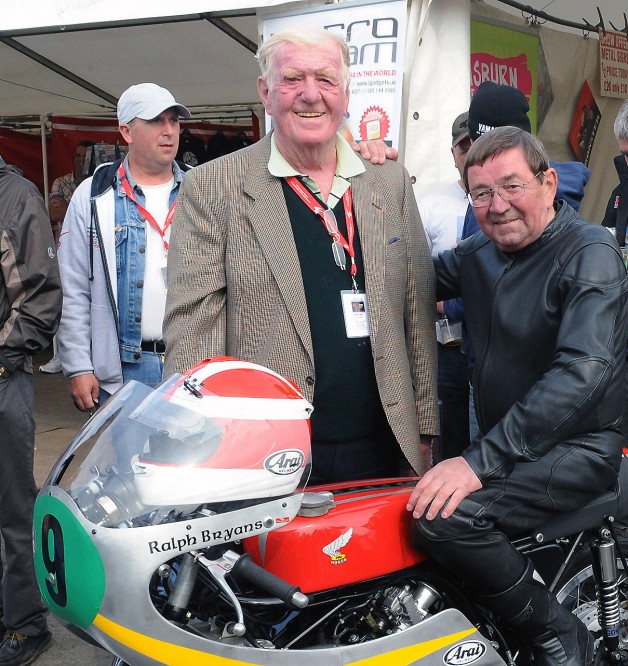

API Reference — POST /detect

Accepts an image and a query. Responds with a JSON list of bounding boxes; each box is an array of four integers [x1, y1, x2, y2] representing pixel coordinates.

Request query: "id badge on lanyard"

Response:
[[341, 290, 370, 338], [285, 177, 370, 338]]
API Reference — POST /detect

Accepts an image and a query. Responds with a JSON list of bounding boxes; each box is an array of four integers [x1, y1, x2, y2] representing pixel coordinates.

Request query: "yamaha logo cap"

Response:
[[468, 81, 531, 141]]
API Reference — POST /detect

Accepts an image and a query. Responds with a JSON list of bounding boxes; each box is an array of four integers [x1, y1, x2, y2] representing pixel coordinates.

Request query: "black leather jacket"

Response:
[[436, 202, 628, 481], [602, 155, 628, 246], [0, 158, 61, 373]]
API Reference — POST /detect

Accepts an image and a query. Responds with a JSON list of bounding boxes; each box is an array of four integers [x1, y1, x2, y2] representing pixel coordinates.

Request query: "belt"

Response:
[[141, 340, 166, 354]]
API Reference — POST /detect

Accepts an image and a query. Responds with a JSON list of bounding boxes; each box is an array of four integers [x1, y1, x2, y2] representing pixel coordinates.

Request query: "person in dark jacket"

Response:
[[602, 99, 628, 444], [602, 154, 628, 245], [602, 99, 628, 247], [447, 81, 591, 442], [0, 157, 62, 665], [408, 127, 627, 666]]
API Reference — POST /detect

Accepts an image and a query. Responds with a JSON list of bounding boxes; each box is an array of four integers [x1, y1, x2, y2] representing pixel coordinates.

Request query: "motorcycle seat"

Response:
[[522, 456, 628, 543]]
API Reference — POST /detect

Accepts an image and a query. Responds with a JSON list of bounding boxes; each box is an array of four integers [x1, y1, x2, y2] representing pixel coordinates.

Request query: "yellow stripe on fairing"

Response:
[[93, 614, 243, 665], [347, 628, 478, 664], [93, 613, 477, 665]]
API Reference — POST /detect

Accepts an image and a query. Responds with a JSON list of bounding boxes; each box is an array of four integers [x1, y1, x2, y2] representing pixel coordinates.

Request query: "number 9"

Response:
[[41, 514, 67, 607]]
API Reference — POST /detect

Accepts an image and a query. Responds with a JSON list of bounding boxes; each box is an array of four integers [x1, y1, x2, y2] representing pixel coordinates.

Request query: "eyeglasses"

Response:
[[322, 208, 347, 271], [467, 172, 543, 208]]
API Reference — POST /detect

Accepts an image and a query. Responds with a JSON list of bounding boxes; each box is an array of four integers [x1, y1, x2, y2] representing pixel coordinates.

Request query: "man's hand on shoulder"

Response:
[[406, 456, 482, 521], [351, 139, 399, 165]]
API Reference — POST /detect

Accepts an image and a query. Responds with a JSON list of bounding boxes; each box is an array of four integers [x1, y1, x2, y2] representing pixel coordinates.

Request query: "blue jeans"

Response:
[[99, 352, 164, 405], [98, 354, 165, 470], [121, 353, 164, 388]]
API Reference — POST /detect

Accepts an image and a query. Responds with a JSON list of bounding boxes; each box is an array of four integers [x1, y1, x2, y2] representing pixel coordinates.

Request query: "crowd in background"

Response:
[[0, 24, 627, 666]]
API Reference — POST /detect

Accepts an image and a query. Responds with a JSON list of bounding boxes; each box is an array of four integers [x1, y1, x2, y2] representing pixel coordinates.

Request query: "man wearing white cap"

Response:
[[56, 83, 192, 411]]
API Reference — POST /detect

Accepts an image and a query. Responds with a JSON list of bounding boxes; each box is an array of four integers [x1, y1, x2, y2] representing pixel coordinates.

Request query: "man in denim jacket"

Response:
[[56, 83, 191, 411]]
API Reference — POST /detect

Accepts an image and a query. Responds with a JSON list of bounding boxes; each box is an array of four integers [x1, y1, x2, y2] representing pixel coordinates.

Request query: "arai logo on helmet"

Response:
[[443, 641, 487, 665], [264, 450, 304, 475]]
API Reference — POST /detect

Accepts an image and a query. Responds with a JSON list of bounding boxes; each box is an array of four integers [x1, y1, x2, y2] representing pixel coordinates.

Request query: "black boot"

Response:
[[479, 561, 596, 665]]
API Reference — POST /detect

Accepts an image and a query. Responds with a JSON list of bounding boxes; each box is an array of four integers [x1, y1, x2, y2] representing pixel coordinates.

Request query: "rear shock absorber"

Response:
[[591, 528, 621, 657]]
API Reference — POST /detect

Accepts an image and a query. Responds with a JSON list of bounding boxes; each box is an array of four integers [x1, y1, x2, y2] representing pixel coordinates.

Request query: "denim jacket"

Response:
[[114, 156, 185, 363]]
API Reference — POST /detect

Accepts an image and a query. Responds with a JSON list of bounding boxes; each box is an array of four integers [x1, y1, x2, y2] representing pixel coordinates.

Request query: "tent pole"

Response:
[[0, 37, 117, 107], [40, 115, 49, 205], [201, 15, 257, 53]]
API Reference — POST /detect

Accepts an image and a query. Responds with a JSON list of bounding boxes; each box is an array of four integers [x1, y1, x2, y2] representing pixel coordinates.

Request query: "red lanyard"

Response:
[[285, 176, 357, 284], [117, 163, 176, 253]]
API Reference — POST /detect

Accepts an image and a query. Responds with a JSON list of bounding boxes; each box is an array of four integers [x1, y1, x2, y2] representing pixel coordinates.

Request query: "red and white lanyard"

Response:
[[117, 163, 176, 254], [285, 175, 358, 291]]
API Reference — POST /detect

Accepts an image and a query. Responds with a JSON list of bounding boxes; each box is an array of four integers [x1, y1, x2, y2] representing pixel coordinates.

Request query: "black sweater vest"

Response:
[[281, 180, 390, 443]]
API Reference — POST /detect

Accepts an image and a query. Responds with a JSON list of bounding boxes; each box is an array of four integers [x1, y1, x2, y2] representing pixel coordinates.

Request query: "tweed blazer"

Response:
[[164, 133, 438, 474]]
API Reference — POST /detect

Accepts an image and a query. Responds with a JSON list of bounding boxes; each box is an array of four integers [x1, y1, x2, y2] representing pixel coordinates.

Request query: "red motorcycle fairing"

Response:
[[243, 478, 428, 594]]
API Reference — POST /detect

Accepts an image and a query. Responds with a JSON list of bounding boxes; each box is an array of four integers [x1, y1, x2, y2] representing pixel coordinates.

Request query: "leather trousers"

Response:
[[412, 443, 618, 594]]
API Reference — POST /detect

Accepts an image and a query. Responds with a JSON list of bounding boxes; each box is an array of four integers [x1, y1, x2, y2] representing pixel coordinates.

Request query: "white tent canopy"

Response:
[[0, 10, 264, 121], [2, 0, 296, 31], [3, 0, 626, 121], [4, 0, 626, 35], [1, 0, 627, 220]]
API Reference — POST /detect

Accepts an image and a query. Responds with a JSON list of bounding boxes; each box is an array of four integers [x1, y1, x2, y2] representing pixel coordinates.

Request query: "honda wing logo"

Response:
[[322, 528, 353, 565]]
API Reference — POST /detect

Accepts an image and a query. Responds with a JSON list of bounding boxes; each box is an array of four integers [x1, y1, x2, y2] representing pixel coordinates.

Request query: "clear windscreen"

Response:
[[48, 377, 311, 528]]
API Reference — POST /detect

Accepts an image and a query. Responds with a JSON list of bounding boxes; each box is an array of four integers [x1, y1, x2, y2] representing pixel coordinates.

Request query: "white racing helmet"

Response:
[[130, 357, 313, 507]]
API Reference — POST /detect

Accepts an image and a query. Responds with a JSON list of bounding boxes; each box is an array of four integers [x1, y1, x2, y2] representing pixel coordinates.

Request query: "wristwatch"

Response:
[[0, 364, 10, 378]]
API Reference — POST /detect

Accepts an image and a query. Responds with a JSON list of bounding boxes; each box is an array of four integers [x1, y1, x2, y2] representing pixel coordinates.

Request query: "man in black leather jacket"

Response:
[[602, 101, 628, 452], [602, 99, 628, 247], [602, 154, 628, 246], [408, 127, 627, 665]]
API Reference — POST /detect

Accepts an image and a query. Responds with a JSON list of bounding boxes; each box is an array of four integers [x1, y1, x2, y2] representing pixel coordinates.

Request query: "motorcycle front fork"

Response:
[[591, 523, 628, 663]]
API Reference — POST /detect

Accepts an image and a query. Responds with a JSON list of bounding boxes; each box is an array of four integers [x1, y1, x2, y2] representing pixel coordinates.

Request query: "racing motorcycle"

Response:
[[33, 357, 628, 666]]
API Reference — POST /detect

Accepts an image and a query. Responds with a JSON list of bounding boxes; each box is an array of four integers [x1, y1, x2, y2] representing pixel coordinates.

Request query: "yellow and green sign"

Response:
[[471, 19, 539, 133]]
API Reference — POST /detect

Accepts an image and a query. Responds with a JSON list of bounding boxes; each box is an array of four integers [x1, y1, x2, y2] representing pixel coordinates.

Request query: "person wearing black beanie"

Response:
[[602, 100, 628, 247], [468, 81, 531, 140]]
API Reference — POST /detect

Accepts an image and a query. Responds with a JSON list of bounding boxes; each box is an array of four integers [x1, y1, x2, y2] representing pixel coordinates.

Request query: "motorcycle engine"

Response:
[[328, 582, 442, 644]]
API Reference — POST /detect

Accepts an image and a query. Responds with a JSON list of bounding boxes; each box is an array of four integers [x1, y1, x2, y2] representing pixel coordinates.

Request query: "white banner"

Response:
[[2, 0, 302, 31], [599, 29, 628, 99], [260, 0, 407, 148]]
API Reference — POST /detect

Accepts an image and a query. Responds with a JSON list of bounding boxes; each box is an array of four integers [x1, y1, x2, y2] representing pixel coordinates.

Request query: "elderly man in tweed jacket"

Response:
[[164, 27, 438, 481]]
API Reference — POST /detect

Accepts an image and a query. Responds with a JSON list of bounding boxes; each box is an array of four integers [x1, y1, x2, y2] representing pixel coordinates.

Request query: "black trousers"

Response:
[[0, 371, 48, 635], [623, 350, 628, 441], [412, 443, 618, 594], [437, 343, 470, 460], [309, 429, 402, 485]]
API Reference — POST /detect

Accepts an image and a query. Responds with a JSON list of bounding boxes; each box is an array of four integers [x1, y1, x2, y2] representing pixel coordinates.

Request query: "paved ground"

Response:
[[30, 352, 113, 665]]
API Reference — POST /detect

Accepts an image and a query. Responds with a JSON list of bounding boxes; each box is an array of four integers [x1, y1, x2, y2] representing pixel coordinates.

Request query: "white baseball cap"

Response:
[[117, 83, 191, 125]]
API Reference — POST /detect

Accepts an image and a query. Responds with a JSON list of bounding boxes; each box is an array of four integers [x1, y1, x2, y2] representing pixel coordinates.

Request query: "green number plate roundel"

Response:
[[34, 494, 106, 629]]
